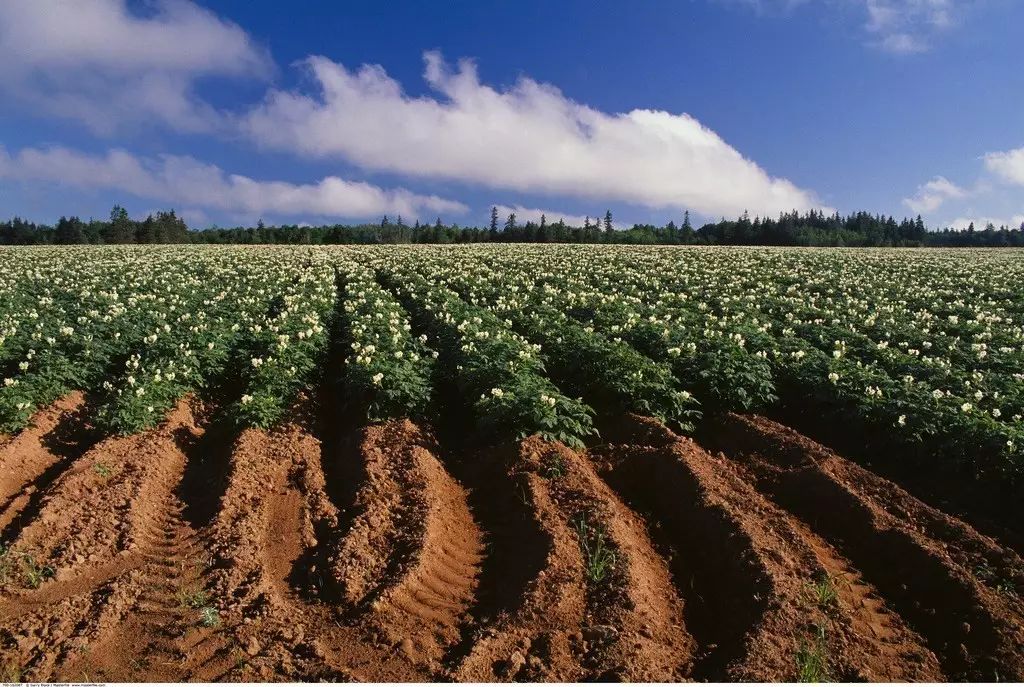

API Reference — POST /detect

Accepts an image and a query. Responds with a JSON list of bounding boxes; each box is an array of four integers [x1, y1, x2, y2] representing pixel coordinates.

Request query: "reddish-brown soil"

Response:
[[1, 399, 1022, 682]]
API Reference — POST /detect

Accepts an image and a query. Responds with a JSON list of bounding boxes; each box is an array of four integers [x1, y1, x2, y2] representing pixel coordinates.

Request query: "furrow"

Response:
[[704, 413, 1024, 682], [595, 414, 942, 681]]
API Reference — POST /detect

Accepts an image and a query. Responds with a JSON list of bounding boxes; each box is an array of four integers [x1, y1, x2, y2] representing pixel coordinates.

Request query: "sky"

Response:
[[1, 0, 1023, 231]]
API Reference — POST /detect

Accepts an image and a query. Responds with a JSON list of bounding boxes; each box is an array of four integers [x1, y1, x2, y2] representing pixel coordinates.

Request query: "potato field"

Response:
[[0, 244, 1022, 682]]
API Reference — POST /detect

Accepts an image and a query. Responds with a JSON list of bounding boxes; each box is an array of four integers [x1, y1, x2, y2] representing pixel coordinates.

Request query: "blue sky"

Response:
[[1, 0, 1022, 230]]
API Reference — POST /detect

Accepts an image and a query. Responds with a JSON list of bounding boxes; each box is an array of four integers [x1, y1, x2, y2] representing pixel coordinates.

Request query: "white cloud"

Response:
[[866, 0, 957, 52], [983, 147, 1024, 186], [725, 0, 963, 53], [0, 145, 467, 221], [902, 175, 968, 213], [947, 215, 1024, 231], [876, 32, 929, 54], [0, 0, 272, 133], [242, 52, 826, 218]]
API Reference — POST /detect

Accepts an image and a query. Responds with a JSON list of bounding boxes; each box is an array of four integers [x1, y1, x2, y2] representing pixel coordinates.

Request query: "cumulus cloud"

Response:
[[902, 175, 968, 213], [0, 0, 272, 133], [0, 145, 466, 221], [983, 147, 1024, 186], [242, 52, 826, 218]]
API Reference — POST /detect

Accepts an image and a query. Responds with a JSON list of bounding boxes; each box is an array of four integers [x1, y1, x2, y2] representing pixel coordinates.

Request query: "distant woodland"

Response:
[[3, 206, 1023, 247]]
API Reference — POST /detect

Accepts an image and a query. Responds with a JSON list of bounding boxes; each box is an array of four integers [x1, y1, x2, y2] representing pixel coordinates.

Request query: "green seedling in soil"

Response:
[[0, 545, 55, 588], [176, 584, 210, 609], [795, 624, 830, 683], [93, 462, 114, 478], [804, 572, 839, 609], [24, 559, 56, 589], [199, 606, 221, 628], [575, 514, 617, 583], [544, 454, 566, 480], [974, 562, 1018, 596]]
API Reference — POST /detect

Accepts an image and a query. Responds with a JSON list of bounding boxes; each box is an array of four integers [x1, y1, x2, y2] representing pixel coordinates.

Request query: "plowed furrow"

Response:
[[795, 520, 942, 680], [362, 428, 484, 665], [329, 423, 416, 608], [706, 413, 1024, 682], [0, 399, 200, 587], [0, 568, 145, 682], [208, 419, 427, 682], [444, 445, 578, 682], [47, 405, 230, 682], [594, 415, 943, 681], [0, 393, 96, 542], [0, 393, 88, 506], [518, 436, 695, 682]]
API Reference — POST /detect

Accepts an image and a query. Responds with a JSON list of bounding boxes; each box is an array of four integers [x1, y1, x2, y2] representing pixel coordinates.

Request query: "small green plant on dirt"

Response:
[[804, 572, 839, 609], [974, 562, 1018, 596], [796, 624, 830, 683], [93, 462, 114, 478], [0, 544, 55, 589], [24, 559, 56, 589], [514, 482, 531, 508], [199, 606, 221, 628], [575, 515, 617, 584], [176, 584, 210, 609], [544, 453, 566, 480]]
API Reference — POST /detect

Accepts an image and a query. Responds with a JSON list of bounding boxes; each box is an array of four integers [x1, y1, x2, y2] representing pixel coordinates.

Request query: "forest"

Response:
[[2, 206, 1023, 248]]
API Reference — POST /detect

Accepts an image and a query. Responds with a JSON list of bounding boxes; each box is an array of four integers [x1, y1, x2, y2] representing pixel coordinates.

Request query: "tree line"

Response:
[[3, 206, 1024, 248]]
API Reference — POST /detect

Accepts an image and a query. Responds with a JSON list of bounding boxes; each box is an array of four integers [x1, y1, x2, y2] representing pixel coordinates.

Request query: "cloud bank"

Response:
[[0, 145, 466, 221], [242, 52, 826, 218], [0, 0, 272, 133]]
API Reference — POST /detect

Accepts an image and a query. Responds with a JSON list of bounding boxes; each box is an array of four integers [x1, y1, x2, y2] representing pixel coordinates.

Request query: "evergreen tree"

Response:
[[55, 216, 85, 244], [490, 206, 499, 233], [106, 205, 136, 244], [504, 212, 517, 232], [604, 210, 613, 233]]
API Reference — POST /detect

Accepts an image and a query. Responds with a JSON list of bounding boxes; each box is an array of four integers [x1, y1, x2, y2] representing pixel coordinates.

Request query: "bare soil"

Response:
[[1, 399, 1022, 682]]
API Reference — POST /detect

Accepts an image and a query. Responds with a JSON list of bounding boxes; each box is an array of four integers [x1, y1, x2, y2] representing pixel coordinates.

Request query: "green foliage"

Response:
[[0, 544, 55, 589], [199, 606, 221, 628], [227, 261, 335, 429], [804, 572, 839, 610], [176, 584, 210, 609], [1, 244, 1021, 506], [795, 625, 830, 682], [339, 267, 433, 422], [382, 268, 597, 448], [575, 515, 617, 584]]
